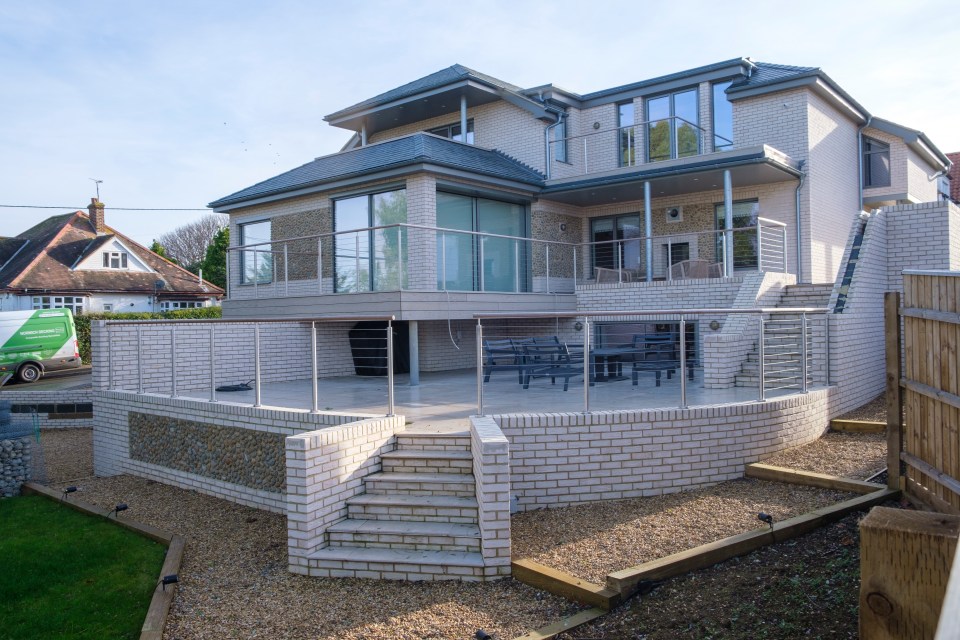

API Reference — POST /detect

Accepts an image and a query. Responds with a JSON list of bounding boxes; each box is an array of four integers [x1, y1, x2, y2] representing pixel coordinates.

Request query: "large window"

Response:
[[334, 189, 407, 292], [863, 137, 891, 188], [647, 88, 699, 162], [436, 192, 529, 292], [591, 214, 641, 275], [552, 118, 567, 163], [715, 200, 760, 270], [712, 81, 734, 151], [239, 220, 272, 284], [33, 296, 85, 315], [618, 102, 636, 167], [428, 119, 474, 144]]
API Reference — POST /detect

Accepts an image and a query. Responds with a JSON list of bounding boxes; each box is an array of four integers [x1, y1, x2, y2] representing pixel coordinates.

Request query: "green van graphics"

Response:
[[0, 309, 82, 383]]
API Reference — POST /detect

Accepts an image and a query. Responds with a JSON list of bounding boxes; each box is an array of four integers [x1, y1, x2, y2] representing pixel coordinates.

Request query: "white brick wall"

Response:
[[496, 386, 837, 510], [470, 416, 511, 578], [0, 389, 93, 429]]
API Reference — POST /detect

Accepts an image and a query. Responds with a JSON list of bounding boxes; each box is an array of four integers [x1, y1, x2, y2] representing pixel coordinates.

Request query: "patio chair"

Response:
[[630, 334, 676, 387], [521, 342, 584, 391], [482, 338, 526, 383], [669, 259, 723, 280], [594, 267, 635, 284]]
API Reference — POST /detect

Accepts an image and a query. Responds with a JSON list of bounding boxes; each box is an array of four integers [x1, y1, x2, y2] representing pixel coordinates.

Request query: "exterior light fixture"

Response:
[[574, 321, 584, 332], [110, 503, 128, 517], [160, 574, 179, 591], [758, 512, 774, 528]]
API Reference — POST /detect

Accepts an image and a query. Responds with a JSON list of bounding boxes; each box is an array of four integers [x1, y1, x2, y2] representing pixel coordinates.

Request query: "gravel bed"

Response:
[[511, 478, 853, 585], [57, 474, 580, 640], [763, 431, 886, 480], [836, 393, 886, 422], [39, 428, 94, 484]]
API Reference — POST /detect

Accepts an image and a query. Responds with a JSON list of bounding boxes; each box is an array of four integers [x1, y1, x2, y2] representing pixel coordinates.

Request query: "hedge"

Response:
[[75, 307, 222, 364]]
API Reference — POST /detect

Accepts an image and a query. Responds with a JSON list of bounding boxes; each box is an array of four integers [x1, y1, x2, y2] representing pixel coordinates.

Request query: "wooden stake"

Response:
[[886, 291, 904, 491]]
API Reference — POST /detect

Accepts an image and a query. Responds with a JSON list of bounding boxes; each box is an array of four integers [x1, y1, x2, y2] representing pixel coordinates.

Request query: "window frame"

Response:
[[862, 137, 891, 188], [427, 119, 475, 144], [552, 117, 568, 163], [714, 198, 760, 271], [238, 219, 273, 284], [160, 300, 203, 311], [645, 86, 701, 163], [332, 188, 408, 293], [32, 295, 85, 315], [617, 102, 636, 168], [589, 213, 643, 277], [711, 80, 734, 151], [102, 251, 128, 269]]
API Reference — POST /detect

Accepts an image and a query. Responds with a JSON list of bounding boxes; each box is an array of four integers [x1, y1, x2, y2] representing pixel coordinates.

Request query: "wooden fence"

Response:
[[886, 271, 960, 513]]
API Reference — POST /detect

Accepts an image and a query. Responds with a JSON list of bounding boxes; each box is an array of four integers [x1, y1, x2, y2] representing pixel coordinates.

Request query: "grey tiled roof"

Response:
[[325, 64, 523, 121], [210, 134, 545, 208], [729, 62, 819, 91]]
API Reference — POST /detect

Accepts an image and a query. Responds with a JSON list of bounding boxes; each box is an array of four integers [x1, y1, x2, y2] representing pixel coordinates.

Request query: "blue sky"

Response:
[[1, 0, 957, 245]]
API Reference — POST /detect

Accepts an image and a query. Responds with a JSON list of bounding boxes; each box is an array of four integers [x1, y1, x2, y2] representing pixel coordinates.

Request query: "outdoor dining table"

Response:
[[589, 346, 639, 383]]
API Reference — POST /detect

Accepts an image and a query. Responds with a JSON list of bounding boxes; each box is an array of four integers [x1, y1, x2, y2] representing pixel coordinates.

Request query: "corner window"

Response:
[[712, 81, 734, 151], [863, 138, 891, 188], [618, 102, 636, 167], [428, 119, 474, 144], [32, 296, 84, 315], [334, 189, 407, 292], [238, 220, 272, 284], [102, 251, 128, 269], [552, 118, 567, 163]]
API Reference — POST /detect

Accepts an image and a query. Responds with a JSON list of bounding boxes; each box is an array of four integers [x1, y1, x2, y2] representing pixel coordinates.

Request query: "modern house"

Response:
[[209, 58, 951, 383], [0, 199, 223, 314]]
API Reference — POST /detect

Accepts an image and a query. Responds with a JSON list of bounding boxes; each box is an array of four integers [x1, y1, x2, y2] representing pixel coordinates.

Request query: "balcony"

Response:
[[224, 219, 787, 319]]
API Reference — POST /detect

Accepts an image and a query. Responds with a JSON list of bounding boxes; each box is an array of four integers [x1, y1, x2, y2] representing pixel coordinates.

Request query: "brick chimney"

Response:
[[88, 198, 106, 234]]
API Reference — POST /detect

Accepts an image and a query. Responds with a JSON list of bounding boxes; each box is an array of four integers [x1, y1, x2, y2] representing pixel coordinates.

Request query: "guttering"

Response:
[[857, 116, 873, 210], [795, 160, 806, 284], [544, 109, 565, 180]]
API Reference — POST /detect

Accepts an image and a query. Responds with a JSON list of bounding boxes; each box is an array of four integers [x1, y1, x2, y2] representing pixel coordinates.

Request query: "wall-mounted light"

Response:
[[709, 320, 721, 331], [559, 223, 567, 232], [593, 122, 600, 130], [574, 321, 584, 332]]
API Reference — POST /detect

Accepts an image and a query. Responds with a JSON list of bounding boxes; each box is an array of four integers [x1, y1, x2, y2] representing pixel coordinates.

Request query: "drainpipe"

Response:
[[856, 116, 872, 210], [794, 160, 806, 283], [544, 109, 565, 179]]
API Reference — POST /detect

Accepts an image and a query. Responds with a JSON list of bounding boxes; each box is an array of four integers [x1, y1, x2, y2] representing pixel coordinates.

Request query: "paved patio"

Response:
[[178, 368, 815, 429]]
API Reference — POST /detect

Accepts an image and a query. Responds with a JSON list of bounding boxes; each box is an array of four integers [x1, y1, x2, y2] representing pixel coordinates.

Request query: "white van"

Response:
[[0, 308, 82, 382]]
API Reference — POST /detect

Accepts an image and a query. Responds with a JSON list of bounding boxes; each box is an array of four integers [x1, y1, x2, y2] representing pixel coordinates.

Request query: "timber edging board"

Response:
[[829, 419, 886, 434], [510, 607, 607, 640], [606, 488, 899, 598], [21, 482, 184, 640], [745, 463, 884, 495], [512, 558, 621, 610]]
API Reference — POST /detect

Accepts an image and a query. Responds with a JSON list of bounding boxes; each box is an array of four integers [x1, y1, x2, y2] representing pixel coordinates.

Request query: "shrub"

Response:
[[74, 307, 222, 363]]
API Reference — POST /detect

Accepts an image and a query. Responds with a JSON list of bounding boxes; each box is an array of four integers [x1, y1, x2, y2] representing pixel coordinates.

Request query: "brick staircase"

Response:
[[306, 429, 486, 581], [735, 284, 833, 387]]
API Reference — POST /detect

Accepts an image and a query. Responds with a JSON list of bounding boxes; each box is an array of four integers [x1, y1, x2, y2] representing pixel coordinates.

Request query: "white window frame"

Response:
[[160, 300, 203, 311], [32, 295, 85, 315], [102, 251, 128, 269]]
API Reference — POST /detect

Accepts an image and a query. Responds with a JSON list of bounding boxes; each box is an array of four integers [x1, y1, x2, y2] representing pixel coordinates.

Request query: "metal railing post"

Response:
[[679, 316, 687, 409], [573, 246, 578, 290], [667, 243, 673, 281], [545, 244, 551, 294], [253, 324, 261, 407], [479, 237, 486, 291], [225, 250, 231, 299], [272, 253, 277, 294], [756, 223, 763, 273], [582, 318, 591, 413], [355, 234, 361, 292], [317, 237, 323, 294], [386, 321, 395, 416], [209, 325, 217, 402], [617, 241, 622, 283], [514, 241, 520, 293], [283, 243, 289, 296], [397, 227, 404, 290], [310, 321, 319, 413], [441, 233, 447, 290], [253, 249, 259, 298], [824, 314, 831, 385], [136, 326, 143, 394], [476, 320, 484, 416], [170, 327, 178, 398], [758, 317, 766, 401], [782, 227, 788, 273], [801, 312, 809, 393], [721, 235, 728, 278]]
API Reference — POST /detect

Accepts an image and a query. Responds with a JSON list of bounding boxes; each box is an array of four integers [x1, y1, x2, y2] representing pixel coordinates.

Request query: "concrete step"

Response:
[[381, 449, 474, 474], [328, 518, 481, 552], [396, 431, 472, 452], [347, 493, 479, 524], [364, 472, 476, 498], [306, 546, 486, 581]]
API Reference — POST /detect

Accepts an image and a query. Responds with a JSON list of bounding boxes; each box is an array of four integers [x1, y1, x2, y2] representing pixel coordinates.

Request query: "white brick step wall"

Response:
[[364, 472, 476, 497], [306, 546, 486, 581], [381, 449, 474, 474], [346, 493, 479, 523], [395, 432, 471, 451], [327, 518, 481, 552]]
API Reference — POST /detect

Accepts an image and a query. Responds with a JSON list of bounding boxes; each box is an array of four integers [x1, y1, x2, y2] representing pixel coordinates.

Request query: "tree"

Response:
[[158, 214, 228, 271], [149, 240, 178, 264], [200, 226, 229, 289]]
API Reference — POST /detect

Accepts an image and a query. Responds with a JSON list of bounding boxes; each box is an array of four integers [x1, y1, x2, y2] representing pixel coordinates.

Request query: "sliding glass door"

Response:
[[436, 192, 529, 292], [334, 189, 407, 292]]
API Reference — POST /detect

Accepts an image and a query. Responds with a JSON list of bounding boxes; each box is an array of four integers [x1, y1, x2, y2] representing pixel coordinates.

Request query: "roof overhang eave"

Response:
[[727, 73, 868, 122]]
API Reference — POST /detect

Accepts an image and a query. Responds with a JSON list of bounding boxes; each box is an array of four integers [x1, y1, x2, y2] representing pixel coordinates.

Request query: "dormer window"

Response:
[[103, 251, 128, 269]]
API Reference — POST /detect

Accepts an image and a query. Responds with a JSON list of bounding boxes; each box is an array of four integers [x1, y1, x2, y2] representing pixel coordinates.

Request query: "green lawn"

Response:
[[0, 495, 167, 640]]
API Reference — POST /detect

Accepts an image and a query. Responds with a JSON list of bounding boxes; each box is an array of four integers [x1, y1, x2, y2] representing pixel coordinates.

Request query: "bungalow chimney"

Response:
[[88, 198, 106, 234]]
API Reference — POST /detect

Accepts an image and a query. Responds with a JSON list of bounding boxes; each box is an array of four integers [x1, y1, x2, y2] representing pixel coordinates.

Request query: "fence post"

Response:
[[679, 316, 687, 409], [583, 319, 591, 413], [757, 317, 765, 401], [136, 325, 143, 394], [386, 321, 394, 417], [885, 291, 903, 491], [170, 327, 178, 398], [253, 324, 262, 408], [800, 312, 808, 393], [311, 321, 319, 413], [209, 325, 216, 403], [476, 320, 484, 416]]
